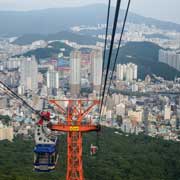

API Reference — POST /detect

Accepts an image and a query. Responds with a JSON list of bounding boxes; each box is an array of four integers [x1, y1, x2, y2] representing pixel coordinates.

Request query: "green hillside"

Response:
[[22, 41, 73, 59], [106, 41, 180, 80], [0, 128, 180, 180], [49, 41, 73, 57], [14, 31, 101, 45], [23, 47, 59, 59]]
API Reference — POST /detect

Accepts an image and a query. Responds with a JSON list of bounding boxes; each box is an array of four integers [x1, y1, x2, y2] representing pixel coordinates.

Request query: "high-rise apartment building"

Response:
[[20, 56, 38, 92], [47, 70, 59, 89], [70, 50, 81, 96], [116, 64, 124, 80], [164, 105, 171, 120], [90, 49, 103, 91], [159, 49, 180, 71], [116, 63, 138, 82], [116, 103, 125, 117], [47, 70, 59, 96], [6, 57, 22, 70], [126, 64, 134, 82]]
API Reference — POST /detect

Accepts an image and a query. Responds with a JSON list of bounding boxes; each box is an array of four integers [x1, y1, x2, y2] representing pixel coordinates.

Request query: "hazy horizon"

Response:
[[0, 0, 180, 24]]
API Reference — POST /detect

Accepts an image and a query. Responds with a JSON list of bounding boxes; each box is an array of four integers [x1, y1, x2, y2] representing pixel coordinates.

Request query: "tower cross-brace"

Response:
[[49, 99, 100, 180]]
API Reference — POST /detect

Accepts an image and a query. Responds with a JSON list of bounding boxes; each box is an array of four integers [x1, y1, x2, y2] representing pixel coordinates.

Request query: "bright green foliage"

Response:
[[0, 128, 180, 180]]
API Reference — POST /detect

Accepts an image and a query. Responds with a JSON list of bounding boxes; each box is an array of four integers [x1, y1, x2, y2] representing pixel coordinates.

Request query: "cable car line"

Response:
[[97, 0, 111, 152], [0, 80, 39, 115], [99, 0, 111, 105], [97, 0, 121, 160], [0, 86, 18, 99], [101, 0, 131, 115], [99, 0, 122, 117]]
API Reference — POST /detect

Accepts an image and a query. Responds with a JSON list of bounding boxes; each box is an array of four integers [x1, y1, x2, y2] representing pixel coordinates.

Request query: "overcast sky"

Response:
[[0, 0, 180, 24]]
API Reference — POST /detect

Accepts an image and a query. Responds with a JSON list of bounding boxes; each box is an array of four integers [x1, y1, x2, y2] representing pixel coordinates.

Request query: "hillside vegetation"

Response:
[[14, 31, 100, 45], [22, 41, 73, 59], [106, 41, 180, 80], [0, 128, 180, 180]]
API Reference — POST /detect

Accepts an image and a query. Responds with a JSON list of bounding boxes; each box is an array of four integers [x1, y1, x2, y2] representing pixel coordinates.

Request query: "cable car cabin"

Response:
[[34, 144, 59, 172], [90, 144, 98, 156]]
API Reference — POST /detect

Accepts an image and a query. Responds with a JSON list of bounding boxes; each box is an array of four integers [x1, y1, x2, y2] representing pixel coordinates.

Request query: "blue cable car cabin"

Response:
[[34, 144, 59, 172]]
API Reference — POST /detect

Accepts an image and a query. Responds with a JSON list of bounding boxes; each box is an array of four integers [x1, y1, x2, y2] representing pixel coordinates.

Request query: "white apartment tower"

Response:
[[47, 70, 59, 89], [164, 105, 171, 120], [126, 64, 134, 82], [116, 103, 125, 117], [116, 63, 138, 82], [70, 50, 81, 96], [116, 64, 124, 80], [159, 49, 180, 71], [6, 57, 22, 69], [20, 56, 38, 92], [90, 49, 103, 91], [133, 64, 138, 80]]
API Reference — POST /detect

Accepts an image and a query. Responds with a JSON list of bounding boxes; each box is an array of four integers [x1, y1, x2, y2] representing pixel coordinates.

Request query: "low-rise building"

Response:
[[0, 125, 13, 141]]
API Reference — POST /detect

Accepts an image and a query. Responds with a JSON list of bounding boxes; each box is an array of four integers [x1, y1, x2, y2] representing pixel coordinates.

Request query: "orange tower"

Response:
[[49, 99, 100, 180]]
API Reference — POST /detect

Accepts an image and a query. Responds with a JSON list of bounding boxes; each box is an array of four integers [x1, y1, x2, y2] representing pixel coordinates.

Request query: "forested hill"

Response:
[[0, 128, 180, 180], [13, 31, 101, 46], [21, 41, 73, 59], [107, 41, 180, 80]]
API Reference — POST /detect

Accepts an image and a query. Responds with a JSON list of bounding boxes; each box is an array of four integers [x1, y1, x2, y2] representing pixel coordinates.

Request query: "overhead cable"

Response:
[[100, 0, 122, 115], [102, 0, 131, 112]]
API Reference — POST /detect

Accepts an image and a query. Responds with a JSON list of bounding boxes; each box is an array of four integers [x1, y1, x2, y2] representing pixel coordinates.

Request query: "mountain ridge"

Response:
[[0, 4, 180, 36]]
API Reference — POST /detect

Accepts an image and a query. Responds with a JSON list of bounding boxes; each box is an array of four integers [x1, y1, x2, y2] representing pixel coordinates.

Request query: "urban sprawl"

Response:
[[0, 22, 180, 142]]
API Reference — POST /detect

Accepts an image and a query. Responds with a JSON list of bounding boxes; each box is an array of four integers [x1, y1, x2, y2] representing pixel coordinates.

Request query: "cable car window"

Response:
[[35, 152, 49, 164]]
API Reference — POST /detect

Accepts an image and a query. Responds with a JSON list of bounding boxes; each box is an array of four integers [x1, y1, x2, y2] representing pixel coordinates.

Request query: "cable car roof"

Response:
[[34, 144, 56, 153]]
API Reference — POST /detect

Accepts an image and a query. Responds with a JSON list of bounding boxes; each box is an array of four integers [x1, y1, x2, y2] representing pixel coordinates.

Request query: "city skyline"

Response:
[[0, 0, 180, 24]]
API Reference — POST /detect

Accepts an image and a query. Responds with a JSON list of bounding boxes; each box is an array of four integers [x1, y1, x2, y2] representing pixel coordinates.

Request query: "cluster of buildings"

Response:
[[116, 63, 138, 82], [0, 21, 180, 142], [72, 22, 180, 49], [0, 40, 104, 142], [0, 47, 103, 97], [159, 49, 180, 71], [0, 39, 47, 59], [70, 49, 102, 95], [101, 89, 180, 141]]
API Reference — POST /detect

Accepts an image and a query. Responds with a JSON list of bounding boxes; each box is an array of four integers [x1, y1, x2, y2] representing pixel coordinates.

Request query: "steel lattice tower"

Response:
[[49, 99, 100, 180]]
